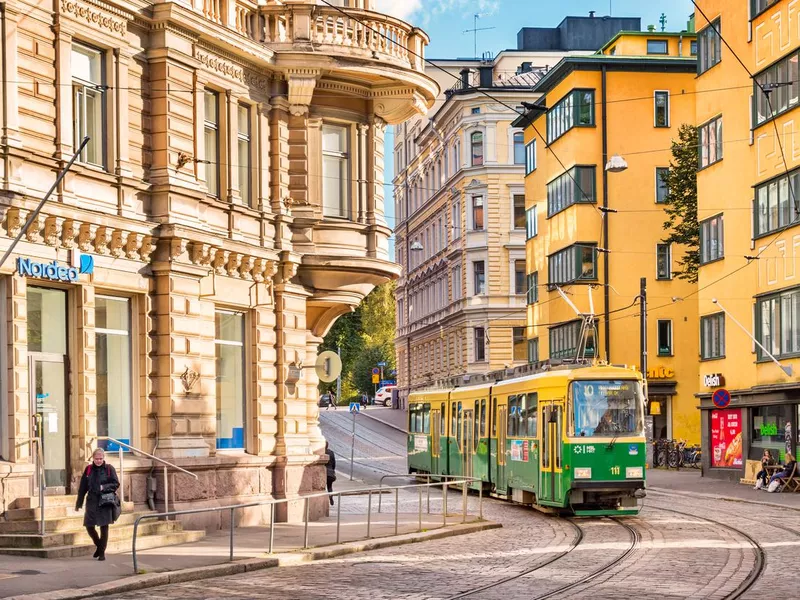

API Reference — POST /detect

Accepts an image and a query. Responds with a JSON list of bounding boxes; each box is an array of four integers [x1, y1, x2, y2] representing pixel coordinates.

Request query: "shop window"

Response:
[[657, 319, 673, 356], [710, 409, 743, 468], [513, 327, 526, 361], [513, 194, 526, 229], [513, 132, 525, 164], [237, 104, 253, 207], [700, 214, 724, 264], [215, 310, 246, 449], [701, 312, 725, 359], [698, 116, 723, 169], [96, 296, 132, 452], [656, 243, 672, 280], [697, 19, 722, 75], [654, 91, 670, 127], [750, 405, 793, 462], [72, 43, 106, 168], [204, 90, 220, 197], [322, 124, 350, 218]]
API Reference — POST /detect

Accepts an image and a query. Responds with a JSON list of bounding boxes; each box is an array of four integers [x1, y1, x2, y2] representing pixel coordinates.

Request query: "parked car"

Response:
[[318, 392, 335, 407], [375, 385, 396, 406]]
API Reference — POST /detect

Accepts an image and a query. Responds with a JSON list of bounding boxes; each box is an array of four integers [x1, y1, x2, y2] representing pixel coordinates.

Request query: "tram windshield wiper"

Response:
[[606, 429, 620, 450]]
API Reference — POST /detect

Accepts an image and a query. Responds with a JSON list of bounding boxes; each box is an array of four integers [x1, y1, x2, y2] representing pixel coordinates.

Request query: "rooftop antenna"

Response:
[[463, 13, 495, 60], [659, 13, 667, 32]]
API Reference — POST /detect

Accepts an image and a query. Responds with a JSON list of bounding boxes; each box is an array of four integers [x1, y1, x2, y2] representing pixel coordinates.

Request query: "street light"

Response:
[[605, 154, 628, 173], [410, 240, 424, 252]]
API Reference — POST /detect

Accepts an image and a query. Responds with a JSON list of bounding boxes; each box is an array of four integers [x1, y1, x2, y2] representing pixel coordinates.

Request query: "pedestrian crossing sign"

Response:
[[349, 402, 361, 414]]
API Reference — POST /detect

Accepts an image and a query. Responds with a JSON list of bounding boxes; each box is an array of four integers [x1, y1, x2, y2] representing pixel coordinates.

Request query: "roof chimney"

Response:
[[460, 68, 471, 88], [478, 65, 493, 88], [589, 11, 595, 18]]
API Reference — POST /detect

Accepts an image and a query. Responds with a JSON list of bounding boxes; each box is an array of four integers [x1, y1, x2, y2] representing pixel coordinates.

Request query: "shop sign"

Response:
[[711, 409, 743, 468], [16, 253, 94, 283], [646, 366, 674, 379], [703, 373, 725, 387]]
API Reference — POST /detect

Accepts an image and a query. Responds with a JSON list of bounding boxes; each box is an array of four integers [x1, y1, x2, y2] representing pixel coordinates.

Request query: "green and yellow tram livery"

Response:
[[407, 364, 647, 516]]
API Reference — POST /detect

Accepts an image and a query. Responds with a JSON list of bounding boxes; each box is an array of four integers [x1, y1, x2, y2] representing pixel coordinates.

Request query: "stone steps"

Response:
[[0, 510, 145, 534], [0, 520, 183, 548]]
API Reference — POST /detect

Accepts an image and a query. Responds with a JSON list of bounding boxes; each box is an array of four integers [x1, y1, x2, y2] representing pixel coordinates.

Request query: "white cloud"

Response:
[[373, 0, 423, 21], [374, 0, 500, 22]]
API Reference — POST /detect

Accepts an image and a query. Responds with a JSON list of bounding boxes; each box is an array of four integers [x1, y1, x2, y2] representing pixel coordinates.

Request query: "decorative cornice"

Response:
[[194, 48, 270, 91], [59, 0, 128, 37]]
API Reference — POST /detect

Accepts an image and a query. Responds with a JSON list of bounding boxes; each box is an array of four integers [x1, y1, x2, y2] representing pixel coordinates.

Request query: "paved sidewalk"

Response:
[[0, 480, 491, 599], [647, 467, 800, 508], [359, 407, 407, 432]]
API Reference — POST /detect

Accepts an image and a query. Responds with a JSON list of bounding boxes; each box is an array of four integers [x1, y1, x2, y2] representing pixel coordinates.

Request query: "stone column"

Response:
[[74, 285, 96, 483], [5, 275, 28, 462], [357, 123, 369, 223], [0, 1, 22, 149], [269, 98, 290, 214], [256, 103, 272, 212], [113, 49, 133, 179]]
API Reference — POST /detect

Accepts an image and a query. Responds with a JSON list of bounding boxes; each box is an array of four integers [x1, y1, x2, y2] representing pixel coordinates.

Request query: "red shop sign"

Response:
[[711, 409, 743, 468]]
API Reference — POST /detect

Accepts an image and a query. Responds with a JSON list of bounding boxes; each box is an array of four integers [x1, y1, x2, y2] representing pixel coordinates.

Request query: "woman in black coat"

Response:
[[76, 448, 119, 560]]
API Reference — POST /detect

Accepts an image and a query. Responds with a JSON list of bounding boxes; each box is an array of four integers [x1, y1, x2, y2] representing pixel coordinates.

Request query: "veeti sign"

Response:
[[16, 254, 94, 282]]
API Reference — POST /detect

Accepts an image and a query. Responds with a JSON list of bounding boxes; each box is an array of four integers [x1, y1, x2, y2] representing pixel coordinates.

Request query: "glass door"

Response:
[[540, 404, 555, 502], [29, 354, 68, 491]]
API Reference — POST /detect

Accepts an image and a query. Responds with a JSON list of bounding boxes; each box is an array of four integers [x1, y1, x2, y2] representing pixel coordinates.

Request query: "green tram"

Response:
[[407, 364, 647, 516]]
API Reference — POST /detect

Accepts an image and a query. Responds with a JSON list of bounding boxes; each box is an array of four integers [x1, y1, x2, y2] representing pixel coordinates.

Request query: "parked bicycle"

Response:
[[668, 439, 687, 469], [686, 445, 702, 469]]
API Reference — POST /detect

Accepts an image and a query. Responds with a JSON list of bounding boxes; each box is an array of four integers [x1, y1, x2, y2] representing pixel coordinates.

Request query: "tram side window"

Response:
[[423, 403, 431, 434], [542, 406, 550, 467], [480, 399, 486, 437], [451, 403, 457, 437], [457, 402, 463, 447], [555, 407, 562, 468], [508, 395, 522, 437], [441, 403, 446, 435], [525, 393, 538, 437], [409, 404, 418, 432], [492, 399, 497, 436]]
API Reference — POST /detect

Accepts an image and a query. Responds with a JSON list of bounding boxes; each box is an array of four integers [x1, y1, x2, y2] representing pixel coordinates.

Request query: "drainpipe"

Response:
[[601, 65, 611, 363], [405, 120, 411, 409]]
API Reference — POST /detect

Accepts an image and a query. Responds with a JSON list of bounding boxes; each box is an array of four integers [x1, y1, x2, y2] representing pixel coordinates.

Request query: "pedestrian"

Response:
[[324, 442, 336, 506], [75, 448, 120, 561], [767, 452, 797, 491], [754, 449, 774, 490]]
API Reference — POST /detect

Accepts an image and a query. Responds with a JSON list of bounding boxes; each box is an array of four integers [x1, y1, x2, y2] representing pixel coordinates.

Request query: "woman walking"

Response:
[[325, 442, 336, 506], [76, 448, 119, 560]]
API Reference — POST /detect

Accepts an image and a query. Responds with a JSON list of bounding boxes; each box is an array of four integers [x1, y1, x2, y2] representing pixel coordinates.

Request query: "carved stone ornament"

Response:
[[109, 229, 125, 258], [190, 242, 212, 266], [25, 214, 45, 243], [4, 208, 23, 239], [44, 216, 62, 247], [238, 256, 255, 280], [180, 366, 200, 392], [139, 236, 155, 262], [61, 219, 77, 248], [286, 69, 320, 116], [60, 0, 128, 37], [124, 232, 143, 259], [94, 226, 112, 255], [226, 253, 242, 277], [169, 238, 188, 262], [194, 49, 269, 91], [78, 223, 97, 252], [211, 248, 229, 275]]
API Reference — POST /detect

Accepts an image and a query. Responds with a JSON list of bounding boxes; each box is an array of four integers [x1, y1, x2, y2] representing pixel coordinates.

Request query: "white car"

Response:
[[375, 385, 396, 406]]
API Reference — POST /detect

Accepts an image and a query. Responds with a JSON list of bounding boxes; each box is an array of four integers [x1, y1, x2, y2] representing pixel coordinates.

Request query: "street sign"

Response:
[[315, 351, 342, 383], [712, 388, 731, 409], [371, 367, 380, 375], [377, 361, 387, 367], [372, 374, 380, 384], [349, 402, 361, 414]]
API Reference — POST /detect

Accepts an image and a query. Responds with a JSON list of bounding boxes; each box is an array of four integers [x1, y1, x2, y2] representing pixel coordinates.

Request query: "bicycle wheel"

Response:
[[691, 452, 702, 468], [668, 449, 679, 468]]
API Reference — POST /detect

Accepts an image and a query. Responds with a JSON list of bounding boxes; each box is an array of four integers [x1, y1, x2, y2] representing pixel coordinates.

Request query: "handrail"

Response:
[[16, 437, 45, 535], [376, 473, 470, 513], [131, 476, 481, 574], [94, 437, 198, 478]]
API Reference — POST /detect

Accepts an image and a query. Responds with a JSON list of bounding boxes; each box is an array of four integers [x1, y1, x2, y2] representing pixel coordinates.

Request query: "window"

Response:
[[647, 40, 668, 55], [690, 40, 697, 56], [513, 194, 526, 229], [471, 107, 480, 115], [547, 89, 595, 143], [527, 272, 538, 304], [471, 131, 484, 166], [513, 327, 526, 361], [72, 44, 106, 167], [322, 124, 350, 218], [525, 139, 536, 175], [526, 206, 538, 239], [755, 171, 800, 236], [698, 19, 722, 74], [452, 199, 462, 239], [453, 140, 461, 172], [700, 214, 724, 263], [750, 404, 792, 462], [656, 243, 672, 280], [654, 91, 669, 127], [657, 320, 673, 356], [698, 116, 723, 168], [547, 166, 596, 216], [550, 320, 594, 360], [756, 287, 800, 359], [237, 105, 253, 206], [755, 52, 800, 126], [751, 0, 781, 19], [471, 195, 484, 230], [513, 132, 525, 164], [452, 263, 462, 300], [514, 260, 526, 294], [548, 244, 597, 286], [656, 167, 669, 203], [474, 327, 486, 361], [215, 310, 246, 449], [528, 338, 539, 363], [701, 313, 725, 359], [473, 261, 486, 295], [204, 90, 220, 196], [96, 296, 132, 451]]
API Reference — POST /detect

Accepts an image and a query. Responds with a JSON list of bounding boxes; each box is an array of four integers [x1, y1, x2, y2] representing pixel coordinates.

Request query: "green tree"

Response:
[[351, 344, 394, 396], [662, 124, 700, 283]]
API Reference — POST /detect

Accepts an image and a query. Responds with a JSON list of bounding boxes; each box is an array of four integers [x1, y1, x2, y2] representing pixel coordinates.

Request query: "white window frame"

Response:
[[322, 123, 351, 218], [525, 139, 536, 175], [72, 42, 106, 168], [204, 89, 221, 197], [237, 103, 253, 207], [655, 167, 669, 203]]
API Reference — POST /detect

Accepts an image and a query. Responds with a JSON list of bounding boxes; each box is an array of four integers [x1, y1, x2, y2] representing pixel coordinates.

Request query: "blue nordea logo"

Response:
[[17, 257, 80, 282], [79, 254, 94, 275]]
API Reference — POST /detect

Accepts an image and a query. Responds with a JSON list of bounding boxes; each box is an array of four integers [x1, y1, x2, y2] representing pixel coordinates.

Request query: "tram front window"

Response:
[[572, 380, 643, 437]]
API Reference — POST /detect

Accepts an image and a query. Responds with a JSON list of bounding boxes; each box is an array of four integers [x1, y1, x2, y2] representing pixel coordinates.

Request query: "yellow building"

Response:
[[694, 1, 800, 479], [514, 31, 701, 444]]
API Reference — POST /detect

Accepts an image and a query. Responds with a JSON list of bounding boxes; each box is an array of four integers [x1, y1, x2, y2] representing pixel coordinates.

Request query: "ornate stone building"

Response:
[[0, 0, 435, 527]]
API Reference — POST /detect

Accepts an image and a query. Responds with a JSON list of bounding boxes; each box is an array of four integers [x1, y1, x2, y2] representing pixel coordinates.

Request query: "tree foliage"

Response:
[[319, 282, 397, 400], [662, 124, 700, 284]]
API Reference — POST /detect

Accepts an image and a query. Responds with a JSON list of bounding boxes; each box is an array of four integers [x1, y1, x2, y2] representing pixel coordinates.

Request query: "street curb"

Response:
[[5, 521, 500, 600], [648, 486, 800, 512], [359, 410, 406, 434]]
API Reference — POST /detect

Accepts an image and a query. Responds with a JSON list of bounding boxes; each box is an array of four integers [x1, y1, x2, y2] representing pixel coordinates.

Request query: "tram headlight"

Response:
[[574, 467, 592, 479], [626, 467, 644, 479]]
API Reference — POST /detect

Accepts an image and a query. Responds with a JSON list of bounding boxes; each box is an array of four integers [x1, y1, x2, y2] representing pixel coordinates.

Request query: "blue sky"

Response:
[[381, 0, 694, 254]]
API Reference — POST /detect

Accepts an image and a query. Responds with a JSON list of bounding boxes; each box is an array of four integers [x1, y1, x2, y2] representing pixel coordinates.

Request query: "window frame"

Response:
[[514, 259, 526, 295], [751, 0, 781, 20], [657, 319, 673, 357], [321, 123, 351, 219], [471, 195, 485, 231], [546, 89, 596, 144], [526, 205, 538, 239], [513, 194, 526, 230], [527, 271, 538, 305], [654, 91, 670, 128], [754, 169, 800, 238], [546, 166, 597, 217], [525, 139, 537, 175], [547, 243, 598, 287], [700, 312, 725, 360], [203, 89, 222, 198], [470, 131, 484, 166], [700, 213, 725, 264], [472, 260, 486, 296], [72, 42, 107, 169], [656, 243, 672, 280], [698, 115, 723, 170], [549, 319, 594, 360], [214, 309, 247, 450], [647, 39, 669, 55], [237, 103, 253, 207], [697, 18, 722, 75], [513, 131, 525, 165], [528, 338, 539, 364], [512, 327, 527, 361], [655, 167, 669, 203], [474, 327, 486, 362], [755, 285, 800, 360]]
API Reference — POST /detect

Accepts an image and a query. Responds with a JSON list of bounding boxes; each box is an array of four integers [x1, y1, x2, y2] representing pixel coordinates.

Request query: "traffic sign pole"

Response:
[[348, 402, 360, 480]]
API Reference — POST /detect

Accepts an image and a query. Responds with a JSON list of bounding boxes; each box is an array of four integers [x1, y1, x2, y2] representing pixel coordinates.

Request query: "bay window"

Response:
[[322, 124, 350, 218]]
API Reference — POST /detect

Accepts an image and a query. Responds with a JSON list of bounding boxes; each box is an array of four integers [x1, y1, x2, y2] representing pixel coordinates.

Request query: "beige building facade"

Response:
[[0, 0, 435, 526]]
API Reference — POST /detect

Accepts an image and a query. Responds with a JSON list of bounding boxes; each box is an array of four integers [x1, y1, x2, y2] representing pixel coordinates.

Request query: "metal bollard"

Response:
[[303, 497, 310, 549], [119, 447, 124, 503], [269, 503, 275, 554], [394, 488, 399, 536], [378, 482, 383, 513], [427, 482, 430, 514], [418, 486, 423, 532], [229, 507, 235, 561], [442, 483, 448, 527], [336, 494, 342, 544], [479, 485, 483, 520], [163, 465, 169, 518], [462, 481, 468, 524], [366, 491, 372, 538]]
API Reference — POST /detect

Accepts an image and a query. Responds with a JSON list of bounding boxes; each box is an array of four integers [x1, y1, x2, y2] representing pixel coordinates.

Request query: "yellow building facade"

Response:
[[516, 33, 701, 443], [694, 1, 800, 479]]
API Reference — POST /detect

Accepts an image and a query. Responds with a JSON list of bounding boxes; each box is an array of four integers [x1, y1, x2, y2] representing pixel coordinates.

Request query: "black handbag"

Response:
[[99, 491, 117, 508]]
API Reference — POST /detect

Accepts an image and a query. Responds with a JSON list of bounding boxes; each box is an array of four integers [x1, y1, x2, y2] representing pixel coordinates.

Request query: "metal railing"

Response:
[[376, 473, 483, 519], [15, 436, 45, 535], [93, 437, 198, 515], [131, 476, 482, 574]]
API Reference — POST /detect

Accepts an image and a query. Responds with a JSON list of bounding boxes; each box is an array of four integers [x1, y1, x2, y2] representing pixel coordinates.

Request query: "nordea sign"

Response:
[[16, 254, 94, 283]]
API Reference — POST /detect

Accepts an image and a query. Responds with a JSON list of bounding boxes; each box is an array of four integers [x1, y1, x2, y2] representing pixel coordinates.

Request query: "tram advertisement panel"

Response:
[[710, 409, 742, 468]]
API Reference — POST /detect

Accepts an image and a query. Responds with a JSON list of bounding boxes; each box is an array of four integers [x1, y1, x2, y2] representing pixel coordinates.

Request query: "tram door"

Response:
[[540, 402, 564, 505], [496, 403, 507, 493], [431, 408, 441, 475], [462, 409, 474, 480]]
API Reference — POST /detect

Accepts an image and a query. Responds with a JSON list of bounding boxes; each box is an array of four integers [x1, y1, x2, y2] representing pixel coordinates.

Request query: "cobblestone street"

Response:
[[102, 410, 800, 599]]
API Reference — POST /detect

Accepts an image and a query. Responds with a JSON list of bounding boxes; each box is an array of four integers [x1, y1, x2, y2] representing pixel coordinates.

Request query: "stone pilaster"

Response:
[[0, 1, 21, 149], [253, 303, 278, 455], [75, 284, 97, 473], [269, 99, 290, 213], [304, 332, 325, 449], [113, 49, 133, 179], [6, 276, 28, 462], [257, 103, 272, 212]]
